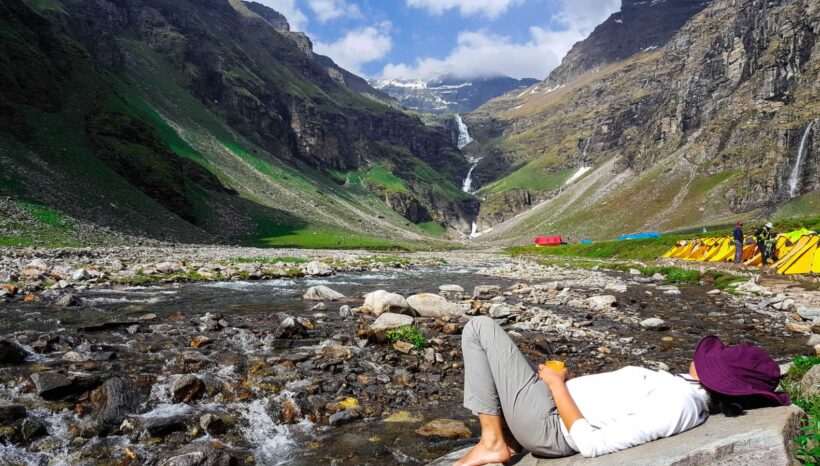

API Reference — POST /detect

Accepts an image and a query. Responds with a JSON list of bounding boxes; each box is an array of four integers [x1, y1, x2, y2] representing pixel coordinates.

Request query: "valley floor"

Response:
[[0, 247, 817, 464]]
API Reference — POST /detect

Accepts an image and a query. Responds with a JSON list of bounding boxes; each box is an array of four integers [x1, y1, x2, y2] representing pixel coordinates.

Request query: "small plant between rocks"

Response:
[[386, 326, 428, 349], [780, 357, 819, 464]]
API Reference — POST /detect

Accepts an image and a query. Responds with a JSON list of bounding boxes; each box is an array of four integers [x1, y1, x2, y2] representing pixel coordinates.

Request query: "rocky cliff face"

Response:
[[548, 0, 713, 85], [0, 0, 476, 245], [468, 0, 819, 242]]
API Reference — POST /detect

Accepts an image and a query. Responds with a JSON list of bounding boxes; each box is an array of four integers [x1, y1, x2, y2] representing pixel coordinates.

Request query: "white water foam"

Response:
[[455, 114, 473, 149]]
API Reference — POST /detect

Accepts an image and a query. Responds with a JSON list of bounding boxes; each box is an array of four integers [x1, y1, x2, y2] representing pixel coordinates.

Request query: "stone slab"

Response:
[[428, 406, 804, 466]]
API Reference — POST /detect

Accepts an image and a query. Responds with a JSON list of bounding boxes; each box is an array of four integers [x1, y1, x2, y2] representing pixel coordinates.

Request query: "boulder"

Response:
[[489, 304, 512, 318], [303, 285, 344, 301], [155, 262, 182, 274], [54, 293, 81, 307], [71, 269, 91, 281], [311, 302, 327, 312], [586, 295, 617, 310], [369, 313, 414, 339], [639, 318, 669, 331], [407, 293, 463, 318], [427, 406, 805, 466], [30, 371, 73, 400], [0, 401, 25, 424], [171, 375, 206, 403], [473, 285, 502, 300], [800, 364, 819, 397], [321, 345, 353, 360], [798, 307, 820, 321], [305, 261, 333, 277], [416, 419, 472, 439], [339, 305, 354, 318], [0, 339, 28, 365], [439, 285, 464, 293], [363, 290, 410, 316], [91, 377, 140, 433]]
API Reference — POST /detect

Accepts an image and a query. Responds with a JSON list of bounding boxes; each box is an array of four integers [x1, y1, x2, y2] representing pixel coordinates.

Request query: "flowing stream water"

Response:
[[565, 137, 593, 186], [0, 260, 808, 465], [789, 120, 815, 198]]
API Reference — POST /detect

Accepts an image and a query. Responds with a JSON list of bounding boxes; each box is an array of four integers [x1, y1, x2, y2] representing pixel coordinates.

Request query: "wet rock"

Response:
[[384, 410, 424, 423], [172, 375, 206, 403], [439, 285, 464, 293], [339, 305, 354, 318], [801, 365, 819, 397], [159, 443, 236, 466], [364, 290, 410, 316], [54, 293, 81, 307], [407, 293, 463, 318], [369, 313, 414, 339], [0, 339, 28, 365], [31, 372, 74, 400], [587, 295, 617, 310], [19, 418, 47, 441], [305, 261, 333, 277], [91, 377, 139, 433], [199, 313, 226, 332], [473, 285, 501, 300], [271, 315, 305, 339], [311, 302, 327, 312], [199, 413, 233, 435], [640, 318, 669, 331], [329, 410, 360, 426], [0, 401, 25, 424], [303, 285, 344, 301], [415, 419, 471, 439], [606, 283, 627, 293], [489, 304, 512, 318]]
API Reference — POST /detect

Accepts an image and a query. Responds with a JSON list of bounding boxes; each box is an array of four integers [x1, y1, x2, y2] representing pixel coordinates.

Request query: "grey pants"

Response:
[[462, 316, 575, 458], [734, 240, 743, 263]]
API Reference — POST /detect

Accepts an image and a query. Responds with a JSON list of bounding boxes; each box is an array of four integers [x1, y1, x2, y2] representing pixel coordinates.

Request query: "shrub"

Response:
[[385, 326, 427, 349]]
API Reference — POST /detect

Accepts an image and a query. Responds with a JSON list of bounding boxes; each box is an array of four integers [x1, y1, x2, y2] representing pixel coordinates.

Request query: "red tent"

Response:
[[535, 236, 562, 247]]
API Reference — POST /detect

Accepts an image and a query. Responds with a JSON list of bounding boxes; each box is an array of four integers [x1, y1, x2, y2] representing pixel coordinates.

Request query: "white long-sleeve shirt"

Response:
[[559, 366, 710, 457]]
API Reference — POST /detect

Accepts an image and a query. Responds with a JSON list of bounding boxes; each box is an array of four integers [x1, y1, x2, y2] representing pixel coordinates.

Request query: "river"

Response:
[[0, 254, 811, 465]]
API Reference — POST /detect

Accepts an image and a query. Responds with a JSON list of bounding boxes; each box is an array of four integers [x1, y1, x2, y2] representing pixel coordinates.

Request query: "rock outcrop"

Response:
[[428, 406, 805, 466]]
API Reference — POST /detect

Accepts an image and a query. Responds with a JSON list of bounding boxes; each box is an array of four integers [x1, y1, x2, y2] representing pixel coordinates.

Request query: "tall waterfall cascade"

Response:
[[455, 114, 473, 149], [789, 120, 815, 198]]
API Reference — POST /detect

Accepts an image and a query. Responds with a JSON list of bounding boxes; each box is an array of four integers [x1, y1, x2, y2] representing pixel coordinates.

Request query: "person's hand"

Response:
[[538, 363, 568, 388]]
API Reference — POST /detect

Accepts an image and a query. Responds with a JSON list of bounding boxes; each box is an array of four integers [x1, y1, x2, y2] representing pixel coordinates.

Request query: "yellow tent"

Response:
[[771, 235, 814, 270], [777, 235, 819, 275]]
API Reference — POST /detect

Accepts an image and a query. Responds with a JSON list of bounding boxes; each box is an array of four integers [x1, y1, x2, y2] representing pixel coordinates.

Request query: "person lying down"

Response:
[[455, 316, 790, 466]]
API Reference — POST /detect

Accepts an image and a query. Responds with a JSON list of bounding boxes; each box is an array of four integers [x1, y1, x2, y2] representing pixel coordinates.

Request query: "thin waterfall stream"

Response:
[[789, 120, 815, 198]]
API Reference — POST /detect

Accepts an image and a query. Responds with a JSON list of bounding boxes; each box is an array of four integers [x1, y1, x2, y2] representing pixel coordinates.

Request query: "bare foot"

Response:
[[454, 439, 512, 466]]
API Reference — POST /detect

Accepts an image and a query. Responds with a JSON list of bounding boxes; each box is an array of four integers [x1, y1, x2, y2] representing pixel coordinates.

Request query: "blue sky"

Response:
[[256, 0, 621, 80]]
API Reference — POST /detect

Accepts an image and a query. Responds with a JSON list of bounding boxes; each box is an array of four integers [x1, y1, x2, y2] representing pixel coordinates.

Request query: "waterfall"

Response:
[[462, 159, 482, 193], [455, 114, 473, 149], [564, 137, 593, 186], [789, 120, 815, 198]]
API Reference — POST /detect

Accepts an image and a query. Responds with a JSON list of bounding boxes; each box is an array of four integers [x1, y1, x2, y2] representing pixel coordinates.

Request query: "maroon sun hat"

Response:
[[693, 336, 790, 406]]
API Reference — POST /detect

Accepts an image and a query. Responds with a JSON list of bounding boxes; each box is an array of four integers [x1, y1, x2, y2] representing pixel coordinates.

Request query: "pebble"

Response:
[[640, 318, 669, 331]]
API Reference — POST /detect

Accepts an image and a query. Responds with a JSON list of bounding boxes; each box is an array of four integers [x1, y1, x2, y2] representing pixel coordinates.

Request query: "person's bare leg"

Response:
[[454, 413, 512, 466]]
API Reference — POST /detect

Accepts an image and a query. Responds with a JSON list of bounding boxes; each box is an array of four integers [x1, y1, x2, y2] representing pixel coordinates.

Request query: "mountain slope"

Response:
[[466, 0, 819, 244], [0, 0, 475, 247], [371, 76, 539, 114]]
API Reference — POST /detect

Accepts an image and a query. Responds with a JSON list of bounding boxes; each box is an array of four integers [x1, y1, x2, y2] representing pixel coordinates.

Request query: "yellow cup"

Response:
[[545, 360, 565, 371]]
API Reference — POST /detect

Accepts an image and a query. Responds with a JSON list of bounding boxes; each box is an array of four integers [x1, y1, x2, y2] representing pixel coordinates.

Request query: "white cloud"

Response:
[[406, 0, 523, 18], [307, 0, 362, 23], [382, 0, 621, 80], [314, 22, 393, 76], [382, 28, 582, 80], [256, 0, 309, 31], [554, 0, 620, 35]]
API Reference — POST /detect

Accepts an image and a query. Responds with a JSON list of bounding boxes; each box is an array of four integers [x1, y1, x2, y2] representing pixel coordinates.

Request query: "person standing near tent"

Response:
[[733, 222, 744, 264], [755, 223, 776, 265]]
